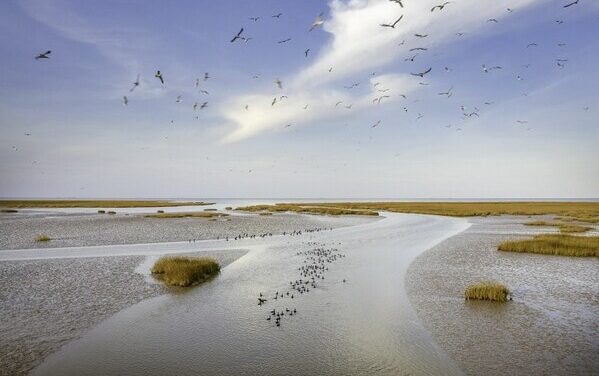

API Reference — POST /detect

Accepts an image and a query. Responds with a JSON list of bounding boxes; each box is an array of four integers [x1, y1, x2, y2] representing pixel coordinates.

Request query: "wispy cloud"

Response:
[[220, 0, 541, 143]]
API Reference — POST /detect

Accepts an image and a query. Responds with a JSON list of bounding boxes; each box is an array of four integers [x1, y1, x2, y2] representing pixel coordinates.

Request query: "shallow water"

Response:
[[32, 213, 470, 376]]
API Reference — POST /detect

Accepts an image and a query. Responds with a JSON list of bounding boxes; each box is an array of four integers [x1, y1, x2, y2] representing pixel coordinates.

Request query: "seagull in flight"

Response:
[[482, 64, 502, 73], [130, 74, 140, 92], [123, 96, 128, 105], [274, 79, 283, 89], [487, 18, 499, 23], [526, 43, 538, 48], [431, 2, 452, 12], [335, 101, 344, 107], [304, 48, 310, 57], [405, 54, 418, 62], [563, 0, 579, 8], [200, 90, 209, 95], [271, 97, 277, 106], [277, 38, 291, 44], [372, 120, 381, 128], [199, 102, 208, 109], [373, 95, 390, 104], [438, 86, 453, 97], [231, 28, 244, 43], [35, 50, 51, 60], [380, 15, 403, 28], [272, 13, 283, 18], [309, 12, 324, 31], [249, 16, 260, 22], [204, 72, 210, 81], [175, 95, 182, 103], [410, 47, 428, 51], [155, 70, 164, 84], [411, 67, 432, 77], [389, 0, 404, 7], [414, 33, 428, 38]]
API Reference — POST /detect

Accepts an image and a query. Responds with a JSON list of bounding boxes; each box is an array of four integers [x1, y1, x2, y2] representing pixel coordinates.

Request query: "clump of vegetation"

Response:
[[203, 208, 217, 211], [524, 220, 592, 234], [107, 211, 116, 215], [239, 202, 599, 219], [0, 200, 213, 208], [225, 207, 233, 210], [97, 210, 106, 214], [145, 211, 229, 219], [151, 256, 220, 287], [259, 212, 273, 216], [157, 210, 164, 213], [236, 204, 379, 216], [465, 282, 510, 302], [498, 234, 599, 257], [0, 209, 18, 213], [35, 235, 51, 242]]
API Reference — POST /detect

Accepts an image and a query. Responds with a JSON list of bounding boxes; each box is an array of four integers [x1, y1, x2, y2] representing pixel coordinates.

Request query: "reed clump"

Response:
[[0, 209, 18, 213], [35, 235, 51, 242], [524, 221, 592, 234], [498, 234, 599, 257], [236, 204, 379, 216], [465, 282, 510, 302], [151, 256, 220, 287]]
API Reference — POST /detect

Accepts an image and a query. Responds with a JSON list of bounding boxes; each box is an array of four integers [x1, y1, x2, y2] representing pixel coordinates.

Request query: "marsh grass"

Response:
[[0, 200, 213, 208], [259, 212, 273, 216], [236, 204, 379, 216], [498, 234, 599, 257], [465, 282, 510, 302], [35, 235, 51, 242], [107, 211, 116, 215], [97, 210, 106, 214], [151, 256, 220, 287], [225, 207, 233, 210], [157, 210, 164, 213], [240, 202, 599, 219], [145, 211, 229, 219], [0, 209, 18, 213], [524, 221, 592, 234]]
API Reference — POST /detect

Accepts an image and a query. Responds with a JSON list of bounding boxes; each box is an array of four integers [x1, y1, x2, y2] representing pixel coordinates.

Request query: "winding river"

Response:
[[27, 213, 470, 375]]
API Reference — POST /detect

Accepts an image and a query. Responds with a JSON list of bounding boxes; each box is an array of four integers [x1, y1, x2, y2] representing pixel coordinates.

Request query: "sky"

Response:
[[0, 0, 598, 199]]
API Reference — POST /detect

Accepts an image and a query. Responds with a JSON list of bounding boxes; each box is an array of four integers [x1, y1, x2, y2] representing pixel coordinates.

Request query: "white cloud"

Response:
[[221, 0, 542, 143]]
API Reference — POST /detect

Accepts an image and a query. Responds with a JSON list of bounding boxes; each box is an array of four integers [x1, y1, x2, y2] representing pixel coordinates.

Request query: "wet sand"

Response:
[[0, 212, 375, 376], [406, 216, 599, 375]]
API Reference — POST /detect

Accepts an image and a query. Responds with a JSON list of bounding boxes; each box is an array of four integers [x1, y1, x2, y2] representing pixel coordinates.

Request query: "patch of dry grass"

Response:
[[236, 204, 379, 216], [498, 234, 599, 257], [151, 256, 220, 287], [0, 200, 213, 208], [524, 221, 592, 234], [35, 235, 50, 242], [0, 209, 18, 213], [145, 211, 229, 219], [247, 202, 599, 219], [465, 282, 510, 302]]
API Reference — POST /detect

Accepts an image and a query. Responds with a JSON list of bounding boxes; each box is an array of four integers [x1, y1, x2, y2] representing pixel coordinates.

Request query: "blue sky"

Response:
[[0, 0, 598, 198]]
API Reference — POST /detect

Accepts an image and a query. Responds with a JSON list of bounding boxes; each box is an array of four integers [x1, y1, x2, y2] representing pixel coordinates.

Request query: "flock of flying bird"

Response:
[[31, 0, 588, 137]]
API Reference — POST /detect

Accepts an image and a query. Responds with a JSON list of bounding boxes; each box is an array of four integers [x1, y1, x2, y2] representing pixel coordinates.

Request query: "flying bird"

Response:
[[431, 2, 452, 12], [389, 0, 404, 7], [373, 95, 390, 104], [405, 54, 418, 62], [335, 101, 344, 107], [526, 43, 538, 48], [274, 79, 283, 89], [411, 67, 432, 77], [123, 96, 128, 105], [304, 48, 310, 57], [438, 86, 453, 97], [35, 50, 51, 60], [175, 95, 182, 103], [277, 38, 292, 44], [380, 15, 403, 28], [371, 120, 381, 128], [204, 72, 210, 81], [563, 0, 579, 8], [193, 102, 198, 111], [272, 97, 277, 106], [414, 33, 428, 38], [410, 47, 428, 51], [309, 12, 324, 31], [199, 102, 208, 109], [487, 18, 499, 23], [130, 74, 140, 92], [482, 64, 502, 73], [249, 17, 260, 22], [155, 70, 164, 84], [200, 90, 209, 95], [272, 13, 283, 18], [231, 28, 244, 43]]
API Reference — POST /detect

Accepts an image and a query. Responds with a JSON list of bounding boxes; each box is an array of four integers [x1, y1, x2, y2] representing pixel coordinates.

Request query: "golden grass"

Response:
[[498, 234, 599, 257], [0, 200, 213, 208], [524, 221, 592, 234], [465, 282, 510, 302], [151, 256, 220, 287], [35, 235, 51, 242], [145, 211, 229, 219], [264, 201, 599, 218], [236, 204, 379, 216]]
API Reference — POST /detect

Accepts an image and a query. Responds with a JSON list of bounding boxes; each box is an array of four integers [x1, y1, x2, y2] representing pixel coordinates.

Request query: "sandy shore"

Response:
[[0, 211, 370, 250], [406, 215, 599, 375], [0, 212, 375, 376]]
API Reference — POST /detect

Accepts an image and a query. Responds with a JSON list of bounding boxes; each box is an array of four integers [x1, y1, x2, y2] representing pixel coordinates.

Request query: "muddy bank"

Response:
[[406, 216, 599, 375]]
